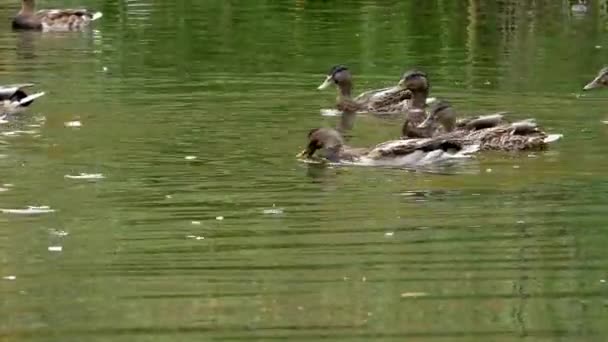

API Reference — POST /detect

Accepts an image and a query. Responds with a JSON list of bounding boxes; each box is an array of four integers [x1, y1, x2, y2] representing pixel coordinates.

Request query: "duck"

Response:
[[317, 65, 434, 116], [12, 0, 103, 31], [583, 67, 608, 91], [417, 100, 562, 151], [296, 127, 479, 166], [0, 83, 45, 114]]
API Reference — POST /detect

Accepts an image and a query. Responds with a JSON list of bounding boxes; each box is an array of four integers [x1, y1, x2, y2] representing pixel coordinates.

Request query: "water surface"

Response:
[[1, 1, 608, 341]]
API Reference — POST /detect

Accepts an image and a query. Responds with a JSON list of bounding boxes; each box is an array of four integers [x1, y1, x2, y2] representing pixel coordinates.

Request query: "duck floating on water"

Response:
[[418, 100, 562, 151], [12, 0, 103, 31], [0, 84, 45, 114], [583, 67, 608, 91], [296, 127, 479, 166], [317, 65, 434, 115]]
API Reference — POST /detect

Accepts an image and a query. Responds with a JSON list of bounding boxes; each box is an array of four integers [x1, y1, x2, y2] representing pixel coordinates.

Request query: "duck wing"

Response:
[[37, 9, 102, 31]]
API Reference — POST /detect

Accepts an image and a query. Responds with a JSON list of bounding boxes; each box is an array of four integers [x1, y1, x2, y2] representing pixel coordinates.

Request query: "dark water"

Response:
[[1, 0, 608, 341]]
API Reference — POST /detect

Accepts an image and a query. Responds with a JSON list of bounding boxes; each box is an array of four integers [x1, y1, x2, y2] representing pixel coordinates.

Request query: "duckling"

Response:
[[296, 127, 480, 166], [417, 100, 562, 151], [13, 0, 102, 31], [0, 83, 45, 114], [583, 67, 608, 90], [317, 65, 434, 115]]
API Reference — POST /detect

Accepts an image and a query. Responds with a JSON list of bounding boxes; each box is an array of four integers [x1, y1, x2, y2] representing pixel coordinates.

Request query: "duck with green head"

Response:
[[296, 127, 479, 166], [417, 100, 562, 151]]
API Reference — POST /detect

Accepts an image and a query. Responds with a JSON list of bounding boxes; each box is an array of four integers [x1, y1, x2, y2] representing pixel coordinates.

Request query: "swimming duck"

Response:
[[0, 84, 45, 114], [396, 70, 444, 138], [583, 67, 608, 90], [12, 0, 103, 31], [317, 65, 434, 115], [296, 127, 479, 166], [418, 100, 562, 151]]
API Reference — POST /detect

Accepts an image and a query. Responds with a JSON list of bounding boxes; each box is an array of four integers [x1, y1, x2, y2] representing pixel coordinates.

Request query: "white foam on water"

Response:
[[48, 246, 63, 252], [3, 275, 16, 281], [64, 121, 82, 127]]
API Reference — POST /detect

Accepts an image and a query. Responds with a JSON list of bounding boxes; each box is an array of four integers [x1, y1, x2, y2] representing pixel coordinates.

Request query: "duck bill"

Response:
[[583, 76, 602, 90], [296, 148, 311, 158], [317, 76, 333, 90], [397, 79, 406, 89]]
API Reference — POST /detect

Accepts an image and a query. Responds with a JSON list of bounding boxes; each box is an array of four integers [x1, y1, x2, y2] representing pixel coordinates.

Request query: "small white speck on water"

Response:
[[3, 184, 13, 187], [596, 45, 602, 49], [102, 66, 108, 72], [216, 216, 224, 221], [3, 275, 16, 281], [185, 156, 197, 160], [600, 279, 606, 283], [48, 246, 63, 252], [400, 292, 428, 298], [484, 80, 492, 85], [49, 229, 68, 237], [513, 165, 520, 169], [517, 220, 525, 224], [64, 121, 82, 128], [527, 154, 537, 158], [165, 195, 173, 199], [362, 277, 367, 282], [384, 232, 394, 237], [486, 168, 493, 173], [297, 306, 304, 311], [191, 221, 201, 225], [65, 173, 104, 180], [195, 236, 205, 240], [343, 276, 350, 281], [263, 205, 284, 215]]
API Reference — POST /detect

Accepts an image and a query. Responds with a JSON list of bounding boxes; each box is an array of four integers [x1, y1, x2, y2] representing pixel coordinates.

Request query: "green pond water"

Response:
[[1, 0, 608, 341]]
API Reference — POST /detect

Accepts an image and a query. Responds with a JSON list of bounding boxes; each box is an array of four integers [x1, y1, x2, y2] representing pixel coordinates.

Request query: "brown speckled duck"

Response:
[[296, 127, 479, 165], [317, 65, 435, 115], [583, 67, 608, 90], [418, 100, 562, 151], [13, 0, 102, 31]]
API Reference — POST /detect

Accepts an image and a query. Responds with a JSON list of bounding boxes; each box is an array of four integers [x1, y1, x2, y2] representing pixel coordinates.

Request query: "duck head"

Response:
[[417, 100, 456, 132], [397, 70, 429, 108], [583, 67, 608, 90], [318, 65, 353, 96], [296, 128, 344, 162]]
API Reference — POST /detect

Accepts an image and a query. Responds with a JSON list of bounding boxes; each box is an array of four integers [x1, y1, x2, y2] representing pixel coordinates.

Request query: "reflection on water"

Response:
[[1, 0, 608, 341]]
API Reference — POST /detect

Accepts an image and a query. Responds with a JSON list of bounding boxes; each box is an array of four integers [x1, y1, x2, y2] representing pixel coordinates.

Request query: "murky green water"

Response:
[[1, 0, 608, 341]]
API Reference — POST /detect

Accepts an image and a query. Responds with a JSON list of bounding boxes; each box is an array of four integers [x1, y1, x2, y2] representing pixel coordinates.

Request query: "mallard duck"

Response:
[[317, 65, 434, 115], [583, 67, 608, 90], [296, 127, 479, 166], [0, 84, 45, 114], [396, 70, 442, 138], [12, 0, 102, 31], [417, 100, 562, 151]]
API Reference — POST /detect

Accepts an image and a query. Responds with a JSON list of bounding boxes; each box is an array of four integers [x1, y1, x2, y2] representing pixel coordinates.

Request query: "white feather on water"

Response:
[[0, 206, 55, 215], [64, 173, 105, 180]]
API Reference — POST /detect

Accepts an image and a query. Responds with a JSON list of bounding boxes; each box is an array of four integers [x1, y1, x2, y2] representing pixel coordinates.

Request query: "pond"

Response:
[[0, 0, 607, 341]]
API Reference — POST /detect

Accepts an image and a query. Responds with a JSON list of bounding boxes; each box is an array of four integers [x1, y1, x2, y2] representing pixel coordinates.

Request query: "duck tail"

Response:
[[91, 12, 103, 21], [543, 134, 563, 144], [17, 92, 45, 107]]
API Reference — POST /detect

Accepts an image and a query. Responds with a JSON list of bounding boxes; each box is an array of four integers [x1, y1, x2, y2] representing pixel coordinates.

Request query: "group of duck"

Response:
[[296, 65, 607, 167], [1, 0, 102, 115]]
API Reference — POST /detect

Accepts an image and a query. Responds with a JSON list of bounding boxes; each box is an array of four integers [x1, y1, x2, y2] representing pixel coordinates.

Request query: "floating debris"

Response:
[[64, 121, 82, 128], [216, 216, 224, 221], [102, 66, 108, 72], [400, 292, 428, 298], [384, 232, 395, 238], [48, 246, 63, 252], [186, 235, 205, 240], [191, 221, 201, 225], [64, 173, 105, 180], [185, 156, 197, 160], [517, 220, 525, 224], [602, 121, 608, 125], [49, 229, 69, 237], [0, 187, 9, 192], [165, 195, 173, 199], [601, 279, 606, 284], [486, 168, 493, 173], [2, 275, 16, 281], [0, 206, 55, 214], [263, 205, 284, 215]]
